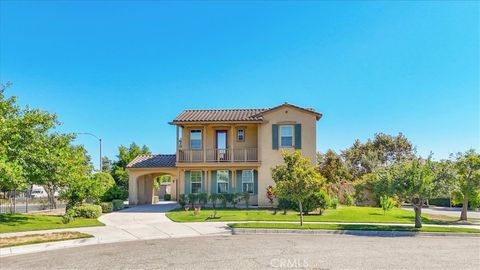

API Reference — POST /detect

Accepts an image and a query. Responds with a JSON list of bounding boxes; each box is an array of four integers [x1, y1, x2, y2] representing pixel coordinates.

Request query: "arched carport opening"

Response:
[[128, 169, 178, 205]]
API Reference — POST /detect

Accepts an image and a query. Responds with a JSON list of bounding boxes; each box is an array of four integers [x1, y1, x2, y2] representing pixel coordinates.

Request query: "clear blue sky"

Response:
[[1, 1, 478, 168]]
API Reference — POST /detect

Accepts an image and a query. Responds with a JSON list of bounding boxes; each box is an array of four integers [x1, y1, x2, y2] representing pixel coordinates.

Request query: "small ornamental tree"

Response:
[[392, 158, 438, 228], [266, 185, 276, 213], [209, 193, 222, 218], [452, 150, 480, 221], [379, 195, 395, 215], [272, 151, 324, 226]]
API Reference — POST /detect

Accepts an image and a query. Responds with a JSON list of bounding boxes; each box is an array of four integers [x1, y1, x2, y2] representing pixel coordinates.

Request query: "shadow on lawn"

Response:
[[0, 214, 30, 226]]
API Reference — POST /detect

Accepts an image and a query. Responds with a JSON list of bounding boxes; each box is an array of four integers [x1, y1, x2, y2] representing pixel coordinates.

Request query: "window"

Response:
[[242, 170, 254, 193], [190, 130, 202, 149], [280, 125, 294, 147], [190, 171, 202, 193], [217, 170, 229, 193], [237, 128, 245, 142]]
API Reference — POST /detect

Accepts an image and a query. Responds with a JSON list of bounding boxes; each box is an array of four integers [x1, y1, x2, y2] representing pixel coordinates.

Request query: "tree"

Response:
[[111, 143, 151, 189], [342, 133, 414, 179], [272, 151, 324, 226], [317, 149, 352, 183], [208, 193, 222, 218], [101, 157, 112, 172], [452, 150, 480, 221], [91, 172, 115, 203], [392, 158, 438, 228]]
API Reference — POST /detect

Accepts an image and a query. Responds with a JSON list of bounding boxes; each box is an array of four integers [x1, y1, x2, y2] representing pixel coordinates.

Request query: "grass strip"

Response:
[[0, 213, 104, 233], [228, 222, 480, 233], [0, 231, 94, 248]]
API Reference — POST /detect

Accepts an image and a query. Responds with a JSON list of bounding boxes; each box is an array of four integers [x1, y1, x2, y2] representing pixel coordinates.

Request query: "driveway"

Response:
[[0, 202, 230, 257], [402, 206, 480, 220]]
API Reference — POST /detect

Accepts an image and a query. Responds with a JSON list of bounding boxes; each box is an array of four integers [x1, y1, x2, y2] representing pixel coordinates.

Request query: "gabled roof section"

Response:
[[254, 102, 322, 120], [127, 154, 176, 168], [170, 103, 322, 124]]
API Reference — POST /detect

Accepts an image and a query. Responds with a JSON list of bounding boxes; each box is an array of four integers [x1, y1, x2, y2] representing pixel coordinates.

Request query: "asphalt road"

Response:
[[2, 234, 479, 270]]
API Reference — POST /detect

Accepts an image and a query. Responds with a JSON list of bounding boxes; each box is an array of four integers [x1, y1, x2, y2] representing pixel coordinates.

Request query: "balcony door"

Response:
[[216, 130, 228, 161]]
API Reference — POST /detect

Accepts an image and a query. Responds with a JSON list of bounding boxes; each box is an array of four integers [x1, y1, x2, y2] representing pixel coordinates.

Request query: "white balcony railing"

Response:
[[178, 148, 258, 163]]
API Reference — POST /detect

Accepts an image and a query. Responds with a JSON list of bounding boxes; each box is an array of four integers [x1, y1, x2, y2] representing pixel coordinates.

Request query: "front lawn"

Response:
[[166, 206, 455, 224], [0, 214, 104, 233], [0, 231, 94, 248], [228, 222, 480, 234]]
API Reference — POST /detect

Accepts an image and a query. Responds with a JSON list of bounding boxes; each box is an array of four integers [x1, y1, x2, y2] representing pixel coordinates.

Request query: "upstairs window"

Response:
[[242, 170, 254, 193], [190, 171, 202, 194], [280, 125, 293, 147], [237, 128, 245, 142], [190, 130, 202, 149]]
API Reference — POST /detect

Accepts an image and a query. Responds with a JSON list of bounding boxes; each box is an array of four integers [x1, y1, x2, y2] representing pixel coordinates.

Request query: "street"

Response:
[[1, 234, 479, 270]]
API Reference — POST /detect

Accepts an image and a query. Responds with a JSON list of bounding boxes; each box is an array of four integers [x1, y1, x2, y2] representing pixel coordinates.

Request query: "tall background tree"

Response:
[[111, 143, 151, 189]]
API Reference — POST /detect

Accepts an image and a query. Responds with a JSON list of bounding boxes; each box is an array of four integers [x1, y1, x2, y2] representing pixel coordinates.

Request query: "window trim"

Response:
[[237, 128, 245, 142], [217, 170, 229, 193], [279, 125, 294, 148], [242, 169, 254, 193], [190, 170, 203, 194], [190, 129, 202, 150]]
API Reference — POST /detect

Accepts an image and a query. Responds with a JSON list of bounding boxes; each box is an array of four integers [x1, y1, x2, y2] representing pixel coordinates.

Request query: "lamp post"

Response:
[[75, 132, 102, 171]]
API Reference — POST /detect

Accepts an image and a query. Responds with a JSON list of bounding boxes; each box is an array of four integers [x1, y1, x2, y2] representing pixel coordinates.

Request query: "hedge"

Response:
[[100, 202, 113, 213], [112, 199, 124, 211], [73, 204, 102, 219]]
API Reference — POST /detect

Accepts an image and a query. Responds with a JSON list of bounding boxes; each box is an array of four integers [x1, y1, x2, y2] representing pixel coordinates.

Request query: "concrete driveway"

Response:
[[1, 202, 231, 257], [98, 202, 231, 239]]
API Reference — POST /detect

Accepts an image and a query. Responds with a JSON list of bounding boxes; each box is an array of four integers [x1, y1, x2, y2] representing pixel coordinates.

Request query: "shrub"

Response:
[[153, 196, 159, 203], [219, 193, 228, 208], [62, 209, 75, 224], [100, 202, 113, 213], [330, 197, 338, 209], [197, 193, 208, 207], [278, 197, 293, 214], [179, 194, 187, 208], [187, 193, 198, 209], [241, 192, 250, 208], [101, 185, 128, 202], [380, 195, 395, 214], [344, 192, 354, 206], [73, 204, 102, 218], [164, 194, 171, 201], [231, 193, 241, 208], [292, 190, 331, 215], [112, 199, 124, 211]]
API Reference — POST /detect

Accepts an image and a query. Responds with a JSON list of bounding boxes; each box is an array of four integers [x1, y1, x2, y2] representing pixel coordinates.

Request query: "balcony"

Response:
[[178, 148, 258, 163]]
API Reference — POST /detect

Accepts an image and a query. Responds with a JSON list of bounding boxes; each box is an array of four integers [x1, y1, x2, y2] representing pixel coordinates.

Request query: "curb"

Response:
[[231, 228, 480, 238]]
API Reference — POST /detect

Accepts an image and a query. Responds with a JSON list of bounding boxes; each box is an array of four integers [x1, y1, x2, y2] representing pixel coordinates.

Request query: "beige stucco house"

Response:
[[127, 103, 322, 207]]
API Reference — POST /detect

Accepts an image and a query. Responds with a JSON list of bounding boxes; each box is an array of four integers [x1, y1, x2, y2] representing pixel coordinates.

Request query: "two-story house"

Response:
[[126, 102, 321, 207]]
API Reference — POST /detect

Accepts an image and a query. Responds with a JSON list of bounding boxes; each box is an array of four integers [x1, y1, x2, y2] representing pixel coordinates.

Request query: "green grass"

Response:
[[228, 222, 480, 233], [0, 232, 94, 248], [0, 214, 104, 233], [166, 206, 454, 224]]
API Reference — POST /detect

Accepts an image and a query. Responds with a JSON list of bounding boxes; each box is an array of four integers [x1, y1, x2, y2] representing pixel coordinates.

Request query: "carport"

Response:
[[126, 154, 178, 205]]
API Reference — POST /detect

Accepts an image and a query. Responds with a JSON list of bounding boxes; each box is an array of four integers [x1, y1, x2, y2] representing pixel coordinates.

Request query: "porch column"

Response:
[[207, 170, 212, 193], [176, 125, 179, 162], [128, 172, 138, 205], [203, 125, 207, 162], [230, 125, 235, 161]]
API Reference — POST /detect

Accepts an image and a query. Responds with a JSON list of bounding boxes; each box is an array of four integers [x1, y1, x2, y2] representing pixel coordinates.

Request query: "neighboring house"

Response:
[[126, 102, 322, 207]]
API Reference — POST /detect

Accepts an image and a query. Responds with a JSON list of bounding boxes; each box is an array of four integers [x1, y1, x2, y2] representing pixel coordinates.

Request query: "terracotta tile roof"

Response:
[[172, 108, 268, 123], [127, 154, 176, 168], [171, 103, 322, 123]]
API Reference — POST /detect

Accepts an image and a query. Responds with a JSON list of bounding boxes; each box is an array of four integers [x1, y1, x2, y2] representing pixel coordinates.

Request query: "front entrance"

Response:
[[216, 130, 228, 161]]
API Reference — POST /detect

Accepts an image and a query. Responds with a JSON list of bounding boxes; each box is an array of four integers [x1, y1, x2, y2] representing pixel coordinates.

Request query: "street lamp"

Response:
[[75, 132, 102, 171]]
